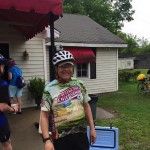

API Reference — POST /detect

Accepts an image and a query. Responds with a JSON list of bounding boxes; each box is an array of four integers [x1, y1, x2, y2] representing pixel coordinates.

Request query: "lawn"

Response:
[[96, 81, 150, 150]]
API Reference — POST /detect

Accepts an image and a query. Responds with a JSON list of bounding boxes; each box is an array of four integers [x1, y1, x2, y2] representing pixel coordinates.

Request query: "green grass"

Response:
[[96, 81, 150, 150], [134, 69, 148, 75]]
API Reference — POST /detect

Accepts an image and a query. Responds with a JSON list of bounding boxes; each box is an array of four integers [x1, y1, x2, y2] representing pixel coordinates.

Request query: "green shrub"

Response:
[[119, 70, 132, 82], [119, 70, 141, 82], [28, 77, 46, 107], [132, 70, 141, 81]]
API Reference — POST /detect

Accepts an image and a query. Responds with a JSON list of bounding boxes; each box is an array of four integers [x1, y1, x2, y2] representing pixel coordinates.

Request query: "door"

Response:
[[0, 43, 9, 59], [0, 43, 10, 82]]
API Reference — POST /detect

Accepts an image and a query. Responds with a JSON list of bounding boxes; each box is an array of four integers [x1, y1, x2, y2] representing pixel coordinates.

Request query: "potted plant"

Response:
[[28, 77, 46, 109]]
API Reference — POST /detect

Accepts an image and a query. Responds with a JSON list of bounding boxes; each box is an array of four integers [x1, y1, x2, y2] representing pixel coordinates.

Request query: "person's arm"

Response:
[[8, 72, 12, 80], [84, 102, 96, 144], [41, 110, 54, 150], [0, 103, 18, 113]]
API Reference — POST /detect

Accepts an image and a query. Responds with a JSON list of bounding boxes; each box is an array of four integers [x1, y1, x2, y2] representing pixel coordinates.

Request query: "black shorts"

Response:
[[0, 130, 11, 143], [54, 132, 89, 150]]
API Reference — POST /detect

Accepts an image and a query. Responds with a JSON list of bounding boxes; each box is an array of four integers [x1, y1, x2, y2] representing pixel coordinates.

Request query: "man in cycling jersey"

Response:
[[40, 49, 96, 150]]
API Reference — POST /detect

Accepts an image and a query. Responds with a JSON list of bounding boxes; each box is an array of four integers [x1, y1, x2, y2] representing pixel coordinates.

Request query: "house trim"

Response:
[[46, 42, 127, 48], [43, 39, 47, 81]]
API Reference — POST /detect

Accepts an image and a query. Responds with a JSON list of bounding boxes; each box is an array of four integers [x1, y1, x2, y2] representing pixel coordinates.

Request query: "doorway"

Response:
[[0, 43, 9, 59]]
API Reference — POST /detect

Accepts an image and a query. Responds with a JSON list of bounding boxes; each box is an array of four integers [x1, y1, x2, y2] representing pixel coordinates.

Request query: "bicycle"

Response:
[[137, 75, 150, 95]]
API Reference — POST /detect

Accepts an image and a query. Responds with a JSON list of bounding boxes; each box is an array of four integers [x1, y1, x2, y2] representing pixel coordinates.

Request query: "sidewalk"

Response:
[[6, 107, 44, 150], [0, 107, 115, 150], [96, 107, 115, 120]]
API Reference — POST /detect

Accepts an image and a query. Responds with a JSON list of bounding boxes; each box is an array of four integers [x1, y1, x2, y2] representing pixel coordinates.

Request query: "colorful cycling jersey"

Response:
[[41, 77, 91, 139], [0, 79, 9, 134]]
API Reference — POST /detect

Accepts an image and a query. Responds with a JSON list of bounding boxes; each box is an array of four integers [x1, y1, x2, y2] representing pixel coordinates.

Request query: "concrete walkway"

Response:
[[96, 107, 115, 120], [0, 107, 115, 150], [1, 108, 44, 150]]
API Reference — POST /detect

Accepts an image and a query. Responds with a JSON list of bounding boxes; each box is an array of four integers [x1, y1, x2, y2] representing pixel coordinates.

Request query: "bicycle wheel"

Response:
[[137, 82, 147, 95]]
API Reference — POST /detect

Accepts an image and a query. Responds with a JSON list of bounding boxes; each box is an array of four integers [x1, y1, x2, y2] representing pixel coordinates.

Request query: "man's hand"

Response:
[[0, 103, 19, 113], [45, 140, 54, 150], [90, 128, 96, 144], [0, 103, 10, 112]]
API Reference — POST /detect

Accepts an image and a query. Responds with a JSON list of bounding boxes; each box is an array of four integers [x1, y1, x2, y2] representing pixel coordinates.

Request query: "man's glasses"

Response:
[[58, 64, 74, 70]]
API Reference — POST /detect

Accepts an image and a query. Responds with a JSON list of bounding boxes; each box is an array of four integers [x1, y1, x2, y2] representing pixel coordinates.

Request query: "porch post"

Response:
[[49, 13, 56, 81]]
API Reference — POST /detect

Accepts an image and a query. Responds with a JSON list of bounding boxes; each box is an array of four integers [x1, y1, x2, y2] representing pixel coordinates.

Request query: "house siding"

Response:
[[0, 23, 45, 108], [79, 48, 118, 94], [46, 47, 118, 94]]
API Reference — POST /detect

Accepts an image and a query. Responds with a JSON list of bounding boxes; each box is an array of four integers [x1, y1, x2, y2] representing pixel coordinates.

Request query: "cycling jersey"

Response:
[[41, 77, 91, 139]]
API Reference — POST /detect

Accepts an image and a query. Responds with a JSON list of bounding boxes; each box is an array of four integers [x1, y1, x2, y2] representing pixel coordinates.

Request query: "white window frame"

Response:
[[74, 63, 90, 78], [127, 61, 131, 67]]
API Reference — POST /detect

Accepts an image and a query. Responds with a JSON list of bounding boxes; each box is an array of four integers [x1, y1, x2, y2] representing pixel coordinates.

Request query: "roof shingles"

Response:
[[55, 14, 126, 44]]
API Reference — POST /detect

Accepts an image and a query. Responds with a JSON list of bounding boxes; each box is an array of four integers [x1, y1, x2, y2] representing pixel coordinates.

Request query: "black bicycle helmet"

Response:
[[0, 54, 6, 65], [52, 50, 75, 66]]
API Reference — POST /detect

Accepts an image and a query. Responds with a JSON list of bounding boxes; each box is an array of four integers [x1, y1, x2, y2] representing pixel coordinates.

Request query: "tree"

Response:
[[117, 32, 150, 54], [117, 32, 138, 53], [111, 0, 135, 33], [63, 0, 135, 33], [136, 38, 150, 54]]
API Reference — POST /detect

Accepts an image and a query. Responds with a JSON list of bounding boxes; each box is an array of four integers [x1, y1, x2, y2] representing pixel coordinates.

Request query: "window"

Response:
[[77, 63, 88, 77], [127, 61, 131, 66]]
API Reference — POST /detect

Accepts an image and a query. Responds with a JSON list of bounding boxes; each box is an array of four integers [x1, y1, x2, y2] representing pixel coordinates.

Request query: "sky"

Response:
[[122, 0, 150, 41]]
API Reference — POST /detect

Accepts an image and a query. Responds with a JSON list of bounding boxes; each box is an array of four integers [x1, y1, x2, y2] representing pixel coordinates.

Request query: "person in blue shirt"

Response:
[[0, 54, 18, 150], [7, 59, 22, 114]]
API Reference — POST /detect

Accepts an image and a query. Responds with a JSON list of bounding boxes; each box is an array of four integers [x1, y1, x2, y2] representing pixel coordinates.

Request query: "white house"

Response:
[[0, 0, 63, 107], [118, 57, 135, 70], [0, 12, 127, 108], [46, 14, 127, 95]]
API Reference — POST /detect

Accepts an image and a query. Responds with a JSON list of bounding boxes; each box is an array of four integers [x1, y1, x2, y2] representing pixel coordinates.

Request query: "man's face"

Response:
[[56, 63, 74, 82]]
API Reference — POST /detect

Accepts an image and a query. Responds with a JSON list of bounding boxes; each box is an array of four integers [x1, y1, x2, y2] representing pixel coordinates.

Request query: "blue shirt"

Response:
[[8, 66, 22, 86]]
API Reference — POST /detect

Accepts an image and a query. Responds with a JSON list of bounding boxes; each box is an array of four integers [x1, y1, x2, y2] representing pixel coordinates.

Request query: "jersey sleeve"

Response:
[[83, 92, 91, 103], [41, 86, 52, 111], [78, 80, 91, 103]]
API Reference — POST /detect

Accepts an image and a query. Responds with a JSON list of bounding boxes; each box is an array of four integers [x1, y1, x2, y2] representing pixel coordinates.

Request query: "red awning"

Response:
[[0, 0, 63, 39], [64, 47, 96, 63]]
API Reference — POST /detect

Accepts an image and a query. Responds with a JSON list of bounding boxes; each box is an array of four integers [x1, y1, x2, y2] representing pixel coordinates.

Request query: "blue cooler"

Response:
[[87, 126, 119, 150]]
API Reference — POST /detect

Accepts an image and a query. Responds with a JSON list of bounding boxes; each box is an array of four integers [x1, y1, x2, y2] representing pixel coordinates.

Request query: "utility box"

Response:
[[87, 126, 119, 150], [88, 94, 98, 120]]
